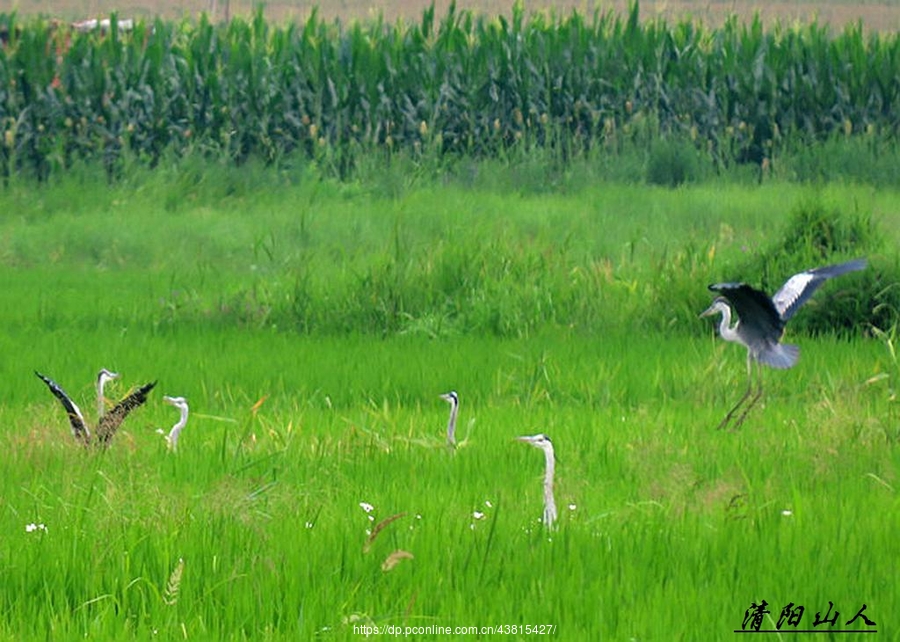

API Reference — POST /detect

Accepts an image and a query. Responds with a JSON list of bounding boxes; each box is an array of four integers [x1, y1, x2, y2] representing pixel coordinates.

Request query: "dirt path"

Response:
[[5, 0, 899, 32]]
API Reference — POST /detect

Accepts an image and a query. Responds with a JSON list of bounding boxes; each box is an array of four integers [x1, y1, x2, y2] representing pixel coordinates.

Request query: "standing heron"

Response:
[[701, 258, 866, 429], [439, 391, 459, 447], [159, 395, 189, 451], [517, 433, 557, 529], [36, 371, 156, 447]]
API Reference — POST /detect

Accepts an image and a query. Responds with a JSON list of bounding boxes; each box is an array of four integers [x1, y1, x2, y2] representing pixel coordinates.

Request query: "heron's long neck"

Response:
[[165, 407, 189, 451], [171, 407, 189, 434], [717, 305, 741, 344], [446, 402, 458, 444], [97, 379, 108, 417], [543, 447, 557, 521]]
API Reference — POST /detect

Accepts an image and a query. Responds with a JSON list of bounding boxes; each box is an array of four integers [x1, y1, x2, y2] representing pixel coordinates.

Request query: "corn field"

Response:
[[1, 2, 899, 180]]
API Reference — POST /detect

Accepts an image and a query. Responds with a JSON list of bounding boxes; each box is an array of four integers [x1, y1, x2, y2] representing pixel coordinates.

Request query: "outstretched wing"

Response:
[[35, 371, 91, 445], [708, 282, 784, 344], [772, 259, 867, 321], [94, 381, 157, 447]]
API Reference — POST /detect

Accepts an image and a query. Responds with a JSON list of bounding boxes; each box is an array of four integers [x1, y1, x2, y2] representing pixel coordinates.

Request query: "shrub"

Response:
[[735, 199, 899, 335]]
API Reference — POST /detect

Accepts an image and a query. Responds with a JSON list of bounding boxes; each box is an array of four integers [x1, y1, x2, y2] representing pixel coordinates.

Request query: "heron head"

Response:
[[163, 395, 189, 411], [700, 297, 730, 318], [517, 434, 557, 463], [517, 433, 552, 449], [439, 391, 458, 405], [97, 369, 120, 384]]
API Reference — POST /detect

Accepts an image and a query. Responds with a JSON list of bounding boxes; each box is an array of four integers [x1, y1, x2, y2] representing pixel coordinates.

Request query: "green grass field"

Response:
[[1, 159, 898, 639]]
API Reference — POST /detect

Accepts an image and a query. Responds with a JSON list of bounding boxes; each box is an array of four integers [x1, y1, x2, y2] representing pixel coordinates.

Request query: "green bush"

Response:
[[646, 138, 705, 187], [733, 199, 898, 335]]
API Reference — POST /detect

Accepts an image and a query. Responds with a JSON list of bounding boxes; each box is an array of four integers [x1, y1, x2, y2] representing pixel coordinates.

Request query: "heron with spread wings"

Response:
[[36, 370, 156, 447], [701, 258, 866, 429]]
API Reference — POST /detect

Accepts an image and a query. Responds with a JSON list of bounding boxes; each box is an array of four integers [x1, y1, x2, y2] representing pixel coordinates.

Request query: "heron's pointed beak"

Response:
[[699, 303, 717, 318]]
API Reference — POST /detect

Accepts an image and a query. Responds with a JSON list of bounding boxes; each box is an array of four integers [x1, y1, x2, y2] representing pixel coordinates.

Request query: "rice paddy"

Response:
[[0, 160, 897, 639]]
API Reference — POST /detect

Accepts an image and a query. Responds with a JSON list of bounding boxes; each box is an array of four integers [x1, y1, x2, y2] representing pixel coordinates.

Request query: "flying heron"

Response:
[[439, 391, 459, 447], [517, 433, 557, 529], [158, 395, 189, 451], [701, 258, 867, 429], [36, 371, 156, 447]]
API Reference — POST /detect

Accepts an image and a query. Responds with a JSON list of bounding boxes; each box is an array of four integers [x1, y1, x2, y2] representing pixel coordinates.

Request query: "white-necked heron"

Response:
[[440, 391, 459, 447], [517, 433, 558, 529], [96, 368, 120, 418], [159, 395, 189, 451]]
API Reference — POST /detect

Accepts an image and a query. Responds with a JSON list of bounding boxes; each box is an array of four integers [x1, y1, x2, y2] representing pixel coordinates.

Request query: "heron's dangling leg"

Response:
[[717, 381, 753, 430], [717, 353, 755, 430], [732, 361, 764, 429]]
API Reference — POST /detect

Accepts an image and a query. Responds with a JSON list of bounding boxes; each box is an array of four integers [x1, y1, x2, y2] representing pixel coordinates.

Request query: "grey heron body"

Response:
[[36, 371, 156, 447], [439, 391, 459, 447], [702, 258, 866, 429], [517, 433, 557, 529], [160, 395, 189, 451]]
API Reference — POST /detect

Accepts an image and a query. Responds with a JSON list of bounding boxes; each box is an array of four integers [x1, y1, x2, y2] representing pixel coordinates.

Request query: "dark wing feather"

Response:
[[35, 371, 90, 445], [708, 282, 785, 342], [94, 381, 157, 447], [772, 259, 867, 321]]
